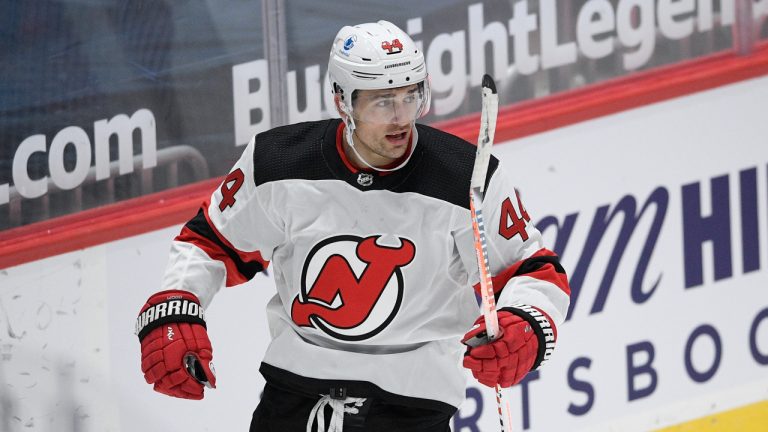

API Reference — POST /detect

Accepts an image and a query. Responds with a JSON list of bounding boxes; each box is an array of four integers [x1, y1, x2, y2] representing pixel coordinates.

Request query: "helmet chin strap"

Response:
[[343, 119, 419, 173]]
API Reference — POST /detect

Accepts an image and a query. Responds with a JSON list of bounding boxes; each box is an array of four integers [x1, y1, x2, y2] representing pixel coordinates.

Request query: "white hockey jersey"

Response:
[[162, 119, 570, 411]]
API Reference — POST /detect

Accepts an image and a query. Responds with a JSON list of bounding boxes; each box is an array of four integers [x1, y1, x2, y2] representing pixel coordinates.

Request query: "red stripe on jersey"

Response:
[[201, 201, 269, 267], [474, 248, 570, 297], [174, 202, 270, 286], [175, 226, 252, 286]]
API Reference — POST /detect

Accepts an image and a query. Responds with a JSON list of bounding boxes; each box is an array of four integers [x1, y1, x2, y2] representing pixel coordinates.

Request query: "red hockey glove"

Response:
[[135, 290, 216, 399], [462, 305, 557, 388]]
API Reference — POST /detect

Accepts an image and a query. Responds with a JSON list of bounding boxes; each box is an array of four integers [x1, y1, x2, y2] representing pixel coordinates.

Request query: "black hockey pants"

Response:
[[250, 381, 454, 432]]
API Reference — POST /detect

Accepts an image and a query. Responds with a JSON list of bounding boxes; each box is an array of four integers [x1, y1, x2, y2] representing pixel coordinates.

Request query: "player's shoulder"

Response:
[[403, 123, 499, 209], [415, 123, 499, 171], [249, 119, 336, 186], [416, 123, 475, 153]]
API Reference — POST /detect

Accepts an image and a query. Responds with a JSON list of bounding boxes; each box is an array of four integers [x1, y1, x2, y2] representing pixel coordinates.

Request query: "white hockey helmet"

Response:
[[328, 20, 430, 127]]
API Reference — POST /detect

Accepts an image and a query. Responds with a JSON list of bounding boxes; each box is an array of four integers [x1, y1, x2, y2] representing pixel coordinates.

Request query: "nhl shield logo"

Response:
[[357, 173, 374, 187]]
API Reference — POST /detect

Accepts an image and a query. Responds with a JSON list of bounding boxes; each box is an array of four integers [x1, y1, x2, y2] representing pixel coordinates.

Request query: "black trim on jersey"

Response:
[[491, 255, 566, 304], [320, 121, 425, 193], [513, 255, 566, 277], [185, 209, 265, 278], [396, 123, 498, 209], [259, 362, 458, 414], [248, 119, 498, 210]]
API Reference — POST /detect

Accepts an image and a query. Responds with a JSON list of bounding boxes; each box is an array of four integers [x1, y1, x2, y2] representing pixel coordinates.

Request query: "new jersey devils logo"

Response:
[[291, 235, 415, 341]]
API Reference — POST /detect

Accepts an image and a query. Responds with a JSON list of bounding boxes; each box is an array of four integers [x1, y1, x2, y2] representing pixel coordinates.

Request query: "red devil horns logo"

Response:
[[291, 235, 415, 341], [381, 39, 403, 54]]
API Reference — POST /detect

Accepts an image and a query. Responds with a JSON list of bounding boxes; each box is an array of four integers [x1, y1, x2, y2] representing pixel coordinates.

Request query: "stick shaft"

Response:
[[468, 74, 511, 432]]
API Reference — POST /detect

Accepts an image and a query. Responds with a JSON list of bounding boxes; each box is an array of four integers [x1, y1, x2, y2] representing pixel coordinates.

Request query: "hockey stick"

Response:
[[465, 74, 513, 432]]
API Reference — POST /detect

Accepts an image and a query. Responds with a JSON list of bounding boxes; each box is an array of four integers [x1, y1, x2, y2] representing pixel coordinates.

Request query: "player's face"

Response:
[[348, 84, 422, 167]]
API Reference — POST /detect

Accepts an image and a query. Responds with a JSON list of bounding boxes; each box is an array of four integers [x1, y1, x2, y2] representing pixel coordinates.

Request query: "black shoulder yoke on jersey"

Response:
[[250, 118, 499, 210]]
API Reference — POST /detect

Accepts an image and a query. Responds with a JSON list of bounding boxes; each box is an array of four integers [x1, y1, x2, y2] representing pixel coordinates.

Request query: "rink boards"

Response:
[[1, 76, 767, 431]]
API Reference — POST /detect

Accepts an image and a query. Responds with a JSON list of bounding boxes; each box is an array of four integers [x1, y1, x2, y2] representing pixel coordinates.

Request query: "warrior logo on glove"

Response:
[[136, 290, 216, 400], [135, 296, 205, 338], [462, 305, 558, 388], [291, 235, 415, 341]]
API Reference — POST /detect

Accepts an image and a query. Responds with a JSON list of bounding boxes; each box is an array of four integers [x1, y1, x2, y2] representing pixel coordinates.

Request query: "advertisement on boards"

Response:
[[4, 0, 762, 229], [0, 56, 767, 432]]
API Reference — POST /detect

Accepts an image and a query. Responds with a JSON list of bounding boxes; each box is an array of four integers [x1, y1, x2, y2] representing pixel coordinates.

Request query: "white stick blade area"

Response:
[[470, 75, 499, 192]]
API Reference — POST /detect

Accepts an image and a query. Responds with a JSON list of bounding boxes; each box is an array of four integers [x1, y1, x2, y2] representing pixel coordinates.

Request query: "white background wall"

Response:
[[0, 75, 767, 431], [475, 74, 768, 431]]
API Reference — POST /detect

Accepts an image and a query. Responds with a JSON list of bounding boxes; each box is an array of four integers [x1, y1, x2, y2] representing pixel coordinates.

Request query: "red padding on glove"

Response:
[[462, 311, 538, 388], [138, 290, 216, 399]]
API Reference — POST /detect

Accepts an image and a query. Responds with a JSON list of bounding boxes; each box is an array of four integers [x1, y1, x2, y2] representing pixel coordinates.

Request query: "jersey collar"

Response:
[[334, 122, 414, 175], [323, 119, 422, 191]]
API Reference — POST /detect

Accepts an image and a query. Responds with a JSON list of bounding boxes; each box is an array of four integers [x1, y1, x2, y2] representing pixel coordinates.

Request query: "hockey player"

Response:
[[135, 20, 570, 431]]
